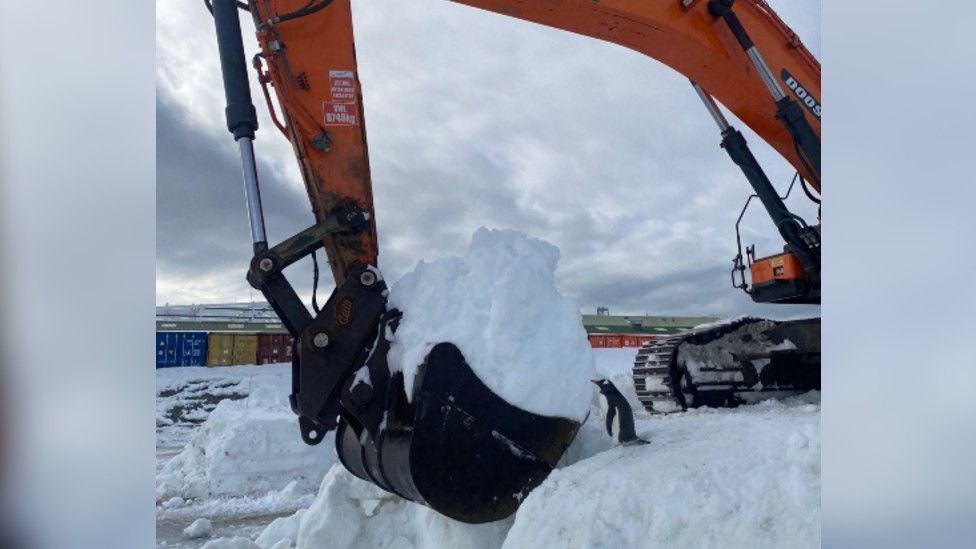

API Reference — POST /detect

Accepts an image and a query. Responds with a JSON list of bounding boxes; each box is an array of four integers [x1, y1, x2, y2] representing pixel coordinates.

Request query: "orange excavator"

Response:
[[206, 0, 821, 523]]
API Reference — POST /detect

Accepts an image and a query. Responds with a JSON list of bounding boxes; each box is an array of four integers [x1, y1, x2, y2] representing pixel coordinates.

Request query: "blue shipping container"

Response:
[[156, 332, 208, 368]]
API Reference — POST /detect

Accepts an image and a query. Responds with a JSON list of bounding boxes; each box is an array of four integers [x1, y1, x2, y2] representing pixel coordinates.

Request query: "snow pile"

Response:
[[156, 364, 290, 457], [387, 228, 595, 421], [242, 394, 818, 549], [254, 510, 303, 548], [556, 418, 616, 468], [156, 385, 337, 501], [246, 418, 614, 549], [503, 405, 820, 548], [289, 467, 513, 549], [184, 517, 212, 539]]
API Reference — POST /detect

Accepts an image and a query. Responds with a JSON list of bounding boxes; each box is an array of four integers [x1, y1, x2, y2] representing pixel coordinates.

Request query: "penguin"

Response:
[[591, 379, 649, 446]]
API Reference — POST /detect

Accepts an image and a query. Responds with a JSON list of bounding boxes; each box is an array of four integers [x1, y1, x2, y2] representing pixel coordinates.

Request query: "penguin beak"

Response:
[[590, 379, 602, 385]]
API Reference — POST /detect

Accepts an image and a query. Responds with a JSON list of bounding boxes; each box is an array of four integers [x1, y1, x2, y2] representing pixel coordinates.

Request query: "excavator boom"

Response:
[[244, 0, 819, 282], [452, 0, 820, 186]]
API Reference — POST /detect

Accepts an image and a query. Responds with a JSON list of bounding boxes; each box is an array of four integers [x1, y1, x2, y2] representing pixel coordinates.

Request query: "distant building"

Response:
[[582, 311, 719, 348], [156, 302, 287, 333]]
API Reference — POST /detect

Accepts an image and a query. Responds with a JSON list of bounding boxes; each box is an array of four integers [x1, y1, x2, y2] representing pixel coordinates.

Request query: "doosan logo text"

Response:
[[780, 69, 821, 119]]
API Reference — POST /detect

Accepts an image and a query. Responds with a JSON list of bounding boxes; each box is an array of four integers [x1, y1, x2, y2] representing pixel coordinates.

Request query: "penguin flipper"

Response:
[[604, 406, 616, 438]]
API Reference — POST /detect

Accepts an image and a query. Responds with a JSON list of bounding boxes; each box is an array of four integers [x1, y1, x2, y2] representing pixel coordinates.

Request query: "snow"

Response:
[[200, 538, 260, 549], [246, 388, 819, 549], [254, 511, 302, 549], [184, 518, 213, 539], [172, 350, 819, 548], [156, 384, 337, 503], [163, 496, 187, 509], [386, 228, 595, 421], [156, 364, 288, 454], [502, 404, 820, 548], [157, 303, 818, 548], [291, 467, 514, 549]]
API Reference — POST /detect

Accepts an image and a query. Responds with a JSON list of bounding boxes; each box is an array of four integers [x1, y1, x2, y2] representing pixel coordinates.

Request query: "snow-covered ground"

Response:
[[156, 365, 286, 452], [156, 350, 820, 548], [156, 223, 816, 548], [156, 364, 335, 547]]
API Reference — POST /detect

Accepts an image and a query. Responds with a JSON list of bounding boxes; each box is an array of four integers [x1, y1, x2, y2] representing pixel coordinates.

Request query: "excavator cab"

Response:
[[729, 173, 821, 305]]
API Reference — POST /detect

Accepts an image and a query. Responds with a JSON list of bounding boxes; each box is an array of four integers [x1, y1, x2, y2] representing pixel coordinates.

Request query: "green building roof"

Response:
[[581, 314, 719, 335]]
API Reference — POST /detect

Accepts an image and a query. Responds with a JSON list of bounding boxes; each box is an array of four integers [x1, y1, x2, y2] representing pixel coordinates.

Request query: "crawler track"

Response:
[[632, 317, 820, 413]]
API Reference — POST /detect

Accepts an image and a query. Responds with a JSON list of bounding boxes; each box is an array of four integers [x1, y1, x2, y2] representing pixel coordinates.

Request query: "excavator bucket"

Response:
[[335, 337, 582, 523], [268, 268, 583, 523]]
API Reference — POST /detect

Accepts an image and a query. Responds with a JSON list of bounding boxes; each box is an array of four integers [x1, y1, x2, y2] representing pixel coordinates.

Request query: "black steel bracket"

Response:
[[246, 208, 368, 337], [775, 98, 821, 182], [243, 207, 387, 445], [339, 309, 402, 441], [291, 265, 388, 444]]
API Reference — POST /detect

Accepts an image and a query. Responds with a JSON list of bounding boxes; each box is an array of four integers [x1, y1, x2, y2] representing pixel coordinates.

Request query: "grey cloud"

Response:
[[156, 92, 322, 301]]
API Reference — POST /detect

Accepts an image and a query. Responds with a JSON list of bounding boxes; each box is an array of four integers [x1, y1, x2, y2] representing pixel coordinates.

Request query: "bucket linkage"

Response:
[[245, 210, 581, 523]]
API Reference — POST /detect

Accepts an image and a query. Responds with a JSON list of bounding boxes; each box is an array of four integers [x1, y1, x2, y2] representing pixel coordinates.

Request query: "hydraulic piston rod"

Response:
[[211, 0, 268, 250], [237, 137, 268, 247], [690, 81, 817, 275], [707, 0, 821, 181]]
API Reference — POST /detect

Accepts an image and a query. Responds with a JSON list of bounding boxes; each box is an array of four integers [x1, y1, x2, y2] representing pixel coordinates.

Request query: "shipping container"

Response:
[[181, 332, 209, 365], [207, 333, 235, 366], [257, 333, 294, 364], [588, 334, 624, 348], [621, 335, 658, 348], [156, 332, 208, 368], [207, 332, 258, 367], [587, 333, 661, 349], [157, 332, 177, 368], [233, 333, 258, 365]]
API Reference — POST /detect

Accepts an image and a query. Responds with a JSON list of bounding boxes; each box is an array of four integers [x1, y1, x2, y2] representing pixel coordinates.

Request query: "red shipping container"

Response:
[[589, 334, 662, 349], [588, 335, 624, 348], [622, 335, 641, 347], [257, 333, 295, 364]]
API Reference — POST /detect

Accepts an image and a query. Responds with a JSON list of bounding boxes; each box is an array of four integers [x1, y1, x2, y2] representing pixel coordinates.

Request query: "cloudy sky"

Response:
[[156, 0, 820, 318]]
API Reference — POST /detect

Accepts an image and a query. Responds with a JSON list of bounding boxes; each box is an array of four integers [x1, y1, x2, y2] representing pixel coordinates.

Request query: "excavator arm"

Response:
[[206, 0, 821, 523]]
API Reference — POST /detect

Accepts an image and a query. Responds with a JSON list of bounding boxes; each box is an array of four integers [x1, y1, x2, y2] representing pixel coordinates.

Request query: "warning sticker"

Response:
[[323, 102, 359, 126], [329, 70, 357, 104]]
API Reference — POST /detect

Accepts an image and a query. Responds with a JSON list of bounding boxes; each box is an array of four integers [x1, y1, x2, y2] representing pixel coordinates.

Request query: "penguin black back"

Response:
[[592, 379, 649, 445]]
